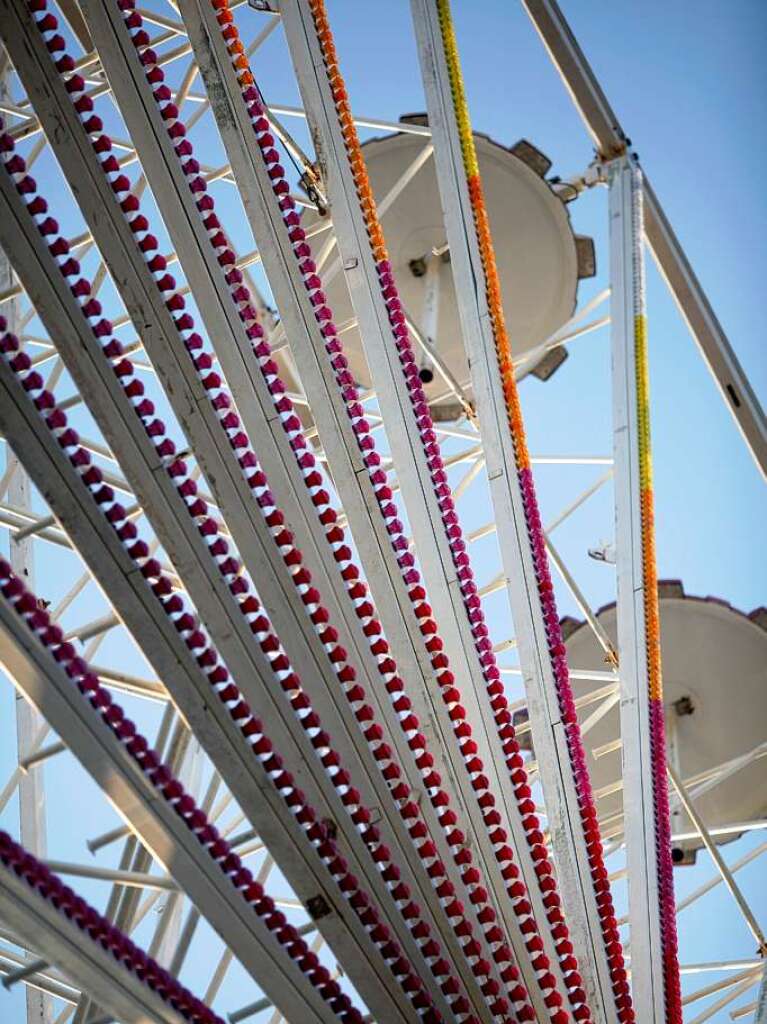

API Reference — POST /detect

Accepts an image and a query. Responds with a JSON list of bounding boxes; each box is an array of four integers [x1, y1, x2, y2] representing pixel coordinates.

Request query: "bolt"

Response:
[[306, 894, 331, 920]]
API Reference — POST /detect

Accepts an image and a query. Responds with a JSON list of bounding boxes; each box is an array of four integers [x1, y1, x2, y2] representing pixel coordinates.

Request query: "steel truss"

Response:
[[0, 2, 763, 1023]]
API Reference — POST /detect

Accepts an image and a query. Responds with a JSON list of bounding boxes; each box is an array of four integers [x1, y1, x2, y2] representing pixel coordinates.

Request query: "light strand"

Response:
[[0, 86, 444, 1018], [0, 826, 226, 1024], [300, 0, 600, 1019], [628, 164, 681, 1024], [429, 2, 633, 1020], [0, 556, 364, 1022], [41, 0, 530, 1013]]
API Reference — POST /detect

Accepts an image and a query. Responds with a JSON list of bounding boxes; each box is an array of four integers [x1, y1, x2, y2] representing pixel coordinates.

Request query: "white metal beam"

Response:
[[409, 2, 619, 1019], [609, 156, 666, 1020], [667, 761, 765, 954], [0, 588, 339, 1024], [177, 6, 571, 1016], [521, 0, 767, 480], [0, 852, 190, 1024], [0, 946, 80, 1005], [0, 53, 52, 1024], [279, 5, 580, 1016], [755, 962, 767, 1024], [0, 355, 410, 1024], [7, 5, 497, 1014]]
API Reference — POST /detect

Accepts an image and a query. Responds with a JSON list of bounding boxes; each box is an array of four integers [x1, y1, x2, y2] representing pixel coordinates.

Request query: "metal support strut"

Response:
[[609, 155, 681, 1024]]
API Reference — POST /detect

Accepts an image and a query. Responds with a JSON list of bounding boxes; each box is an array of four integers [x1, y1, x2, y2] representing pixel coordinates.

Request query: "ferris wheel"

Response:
[[0, 2, 764, 1024]]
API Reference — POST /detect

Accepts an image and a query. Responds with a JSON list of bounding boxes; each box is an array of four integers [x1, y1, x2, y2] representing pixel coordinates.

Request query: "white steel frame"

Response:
[[0, 590, 338, 1024], [0, 859, 190, 1024], [609, 155, 664, 1021], [409, 2, 615, 1018], [280, 9, 591, 1016], [521, 0, 767, 481], [0, 2, 763, 1021]]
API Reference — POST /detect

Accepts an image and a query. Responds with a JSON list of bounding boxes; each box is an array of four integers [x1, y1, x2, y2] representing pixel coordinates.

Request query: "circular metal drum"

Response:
[[298, 127, 590, 417], [562, 582, 767, 862]]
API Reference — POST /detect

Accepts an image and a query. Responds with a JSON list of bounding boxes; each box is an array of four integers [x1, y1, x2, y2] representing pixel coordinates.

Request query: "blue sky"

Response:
[[1, 1, 765, 1020]]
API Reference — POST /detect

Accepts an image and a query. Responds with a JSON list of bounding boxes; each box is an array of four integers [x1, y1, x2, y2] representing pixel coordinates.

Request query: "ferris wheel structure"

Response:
[[0, 2, 764, 1024]]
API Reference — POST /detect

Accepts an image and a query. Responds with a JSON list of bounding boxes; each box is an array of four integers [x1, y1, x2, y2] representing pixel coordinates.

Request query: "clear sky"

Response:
[[1, 1, 765, 1021]]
